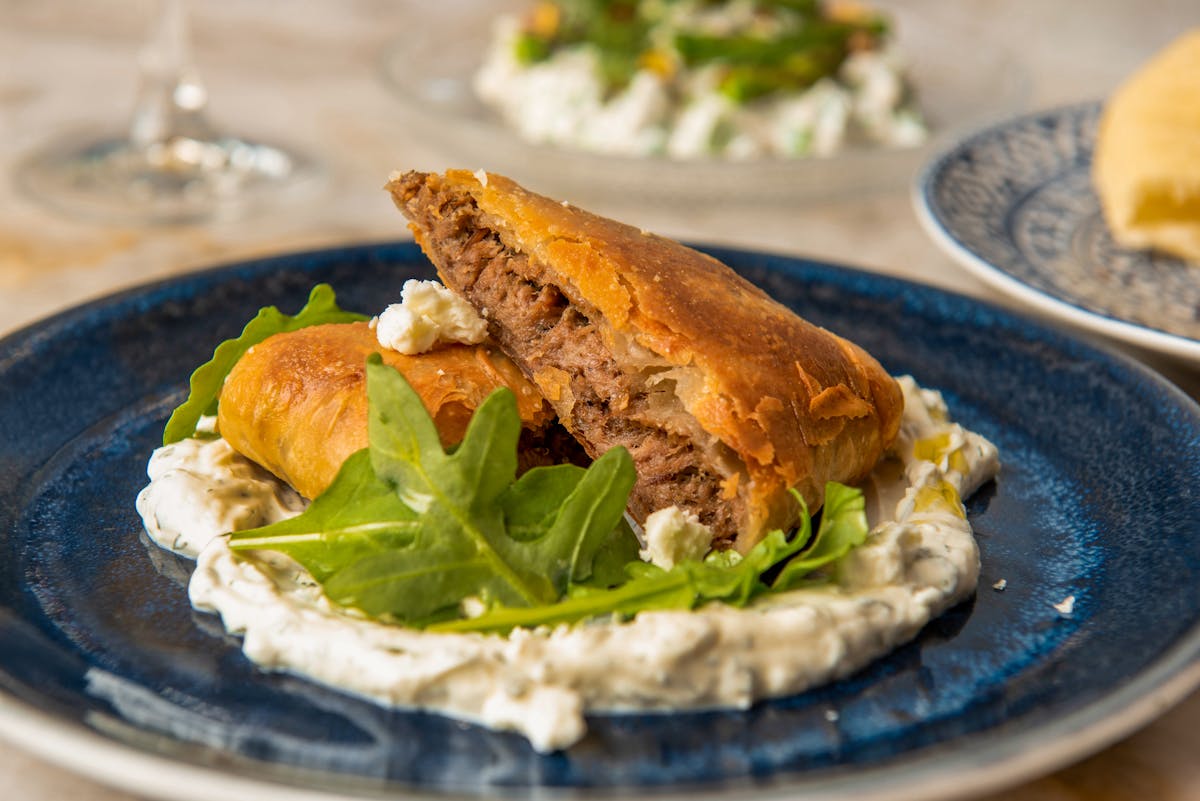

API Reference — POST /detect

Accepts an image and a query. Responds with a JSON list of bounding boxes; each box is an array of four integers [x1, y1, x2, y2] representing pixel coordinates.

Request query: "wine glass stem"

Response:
[[129, 0, 216, 148]]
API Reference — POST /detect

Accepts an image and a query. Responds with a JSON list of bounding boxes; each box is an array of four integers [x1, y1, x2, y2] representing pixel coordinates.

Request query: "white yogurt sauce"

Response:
[[138, 377, 998, 752], [135, 417, 306, 558]]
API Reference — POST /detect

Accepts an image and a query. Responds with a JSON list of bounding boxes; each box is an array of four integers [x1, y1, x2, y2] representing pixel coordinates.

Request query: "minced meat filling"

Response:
[[406, 185, 743, 541]]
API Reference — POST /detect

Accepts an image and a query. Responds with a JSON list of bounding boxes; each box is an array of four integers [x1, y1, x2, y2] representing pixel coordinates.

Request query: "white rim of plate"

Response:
[[911, 106, 1200, 365]]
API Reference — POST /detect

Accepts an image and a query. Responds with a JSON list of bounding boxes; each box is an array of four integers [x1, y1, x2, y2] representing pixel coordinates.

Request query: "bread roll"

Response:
[[389, 169, 903, 551], [217, 321, 561, 499], [1093, 29, 1200, 262]]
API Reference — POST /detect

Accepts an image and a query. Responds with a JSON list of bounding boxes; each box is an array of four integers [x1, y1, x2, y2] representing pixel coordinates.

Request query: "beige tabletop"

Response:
[[2, 1, 1199, 799]]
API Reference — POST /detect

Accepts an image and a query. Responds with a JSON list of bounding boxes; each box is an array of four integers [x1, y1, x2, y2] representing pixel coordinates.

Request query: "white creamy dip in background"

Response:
[[474, 15, 927, 160], [137, 377, 998, 752]]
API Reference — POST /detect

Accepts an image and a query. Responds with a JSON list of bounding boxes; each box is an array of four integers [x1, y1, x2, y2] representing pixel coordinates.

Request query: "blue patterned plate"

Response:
[[2, 243, 1200, 801], [914, 102, 1200, 365]]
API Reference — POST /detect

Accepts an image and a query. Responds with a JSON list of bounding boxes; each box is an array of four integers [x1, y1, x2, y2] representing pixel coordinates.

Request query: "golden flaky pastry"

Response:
[[217, 321, 560, 500], [389, 169, 903, 551], [1093, 29, 1200, 262]]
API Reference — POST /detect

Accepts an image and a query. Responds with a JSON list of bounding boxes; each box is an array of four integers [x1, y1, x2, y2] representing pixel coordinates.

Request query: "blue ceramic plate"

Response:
[[2, 243, 1199, 801], [914, 102, 1200, 365]]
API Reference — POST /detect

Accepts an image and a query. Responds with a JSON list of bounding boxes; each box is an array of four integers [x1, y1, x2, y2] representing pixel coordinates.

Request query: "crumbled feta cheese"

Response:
[[992, 578, 1007, 591], [639, 506, 712, 569], [373, 280, 488, 355], [375, 305, 435, 354], [1053, 595, 1076, 616]]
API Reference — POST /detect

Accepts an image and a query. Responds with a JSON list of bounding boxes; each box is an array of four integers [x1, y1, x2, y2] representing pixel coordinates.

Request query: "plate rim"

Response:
[[912, 100, 1200, 364], [2, 240, 1200, 801]]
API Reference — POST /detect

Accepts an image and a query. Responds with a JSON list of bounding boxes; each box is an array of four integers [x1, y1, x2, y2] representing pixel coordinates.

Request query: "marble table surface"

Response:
[[2, 1, 1198, 799]]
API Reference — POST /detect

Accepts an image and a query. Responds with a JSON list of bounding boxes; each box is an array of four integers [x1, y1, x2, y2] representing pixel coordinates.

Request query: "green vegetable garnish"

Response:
[[433, 482, 869, 633], [513, 31, 552, 64], [225, 449, 421, 583], [231, 355, 639, 624], [770, 481, 868, 591], [513, 1, 891, 99], [162, 284, 366, 444]]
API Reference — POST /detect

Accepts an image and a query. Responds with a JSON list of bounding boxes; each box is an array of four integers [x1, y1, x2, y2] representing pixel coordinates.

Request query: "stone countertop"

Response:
[[2, 1, 1198, 799]]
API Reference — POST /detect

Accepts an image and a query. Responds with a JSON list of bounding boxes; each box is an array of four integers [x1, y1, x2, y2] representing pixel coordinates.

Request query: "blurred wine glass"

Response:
[[16, 0, 316, 224]]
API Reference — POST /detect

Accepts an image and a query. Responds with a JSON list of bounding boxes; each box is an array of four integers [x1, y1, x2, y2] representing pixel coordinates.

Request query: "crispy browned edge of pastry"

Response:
[[217, 321, 557, 499], [387, 169, 904, 551]]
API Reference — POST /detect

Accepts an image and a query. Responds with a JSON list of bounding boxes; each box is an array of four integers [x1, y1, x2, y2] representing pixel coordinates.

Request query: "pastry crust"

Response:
[[218, 321, 557, 499], [389, 169, 903, 551], [1093, 29, 1200, 262]]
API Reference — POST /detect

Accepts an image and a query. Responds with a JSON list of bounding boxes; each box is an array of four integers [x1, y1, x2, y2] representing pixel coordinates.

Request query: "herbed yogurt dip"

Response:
[[136, 376, 998, 753]]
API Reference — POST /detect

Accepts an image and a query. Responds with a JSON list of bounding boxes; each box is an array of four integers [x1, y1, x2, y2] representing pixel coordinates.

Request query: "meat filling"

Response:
[[401, 181, 745, 542]]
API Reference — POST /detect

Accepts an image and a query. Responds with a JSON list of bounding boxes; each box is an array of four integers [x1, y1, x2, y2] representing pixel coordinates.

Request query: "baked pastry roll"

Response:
[[1092, 29, 1200, 262], [218, 321, 568, 500], [389, 169, 903, 551]]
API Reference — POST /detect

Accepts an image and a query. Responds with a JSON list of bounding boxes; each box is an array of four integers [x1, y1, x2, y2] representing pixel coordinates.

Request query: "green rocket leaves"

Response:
[[230, 356, 638, 624]]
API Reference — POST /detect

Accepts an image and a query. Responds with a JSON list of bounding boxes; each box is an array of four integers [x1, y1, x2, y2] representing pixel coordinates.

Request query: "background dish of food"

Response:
[[914, 102, 1200, 366], [1, 243, 1199, 801], [381, 0, 1027, 202]]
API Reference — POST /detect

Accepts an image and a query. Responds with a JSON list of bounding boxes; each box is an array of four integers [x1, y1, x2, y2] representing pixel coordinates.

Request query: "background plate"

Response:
[[1, 243, 1200, 801], [381, 0, 1027, 203], [914, 102, 1200, 365]]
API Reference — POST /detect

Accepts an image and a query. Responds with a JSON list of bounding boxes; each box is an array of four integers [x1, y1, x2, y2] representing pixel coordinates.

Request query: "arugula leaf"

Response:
[[429, 538, 777, 634], [495, 447, 637, 591], [361, 355, 553, 612], [431, 567, 699, 633], [771, 482, 868, 591], [162, 284, 367, 444], [494, 462, 641, 588], [434, 482, 871, 634], [229, 450, 419, 581], [580, 519, 642, 588], [235, 356, 641, 624]]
